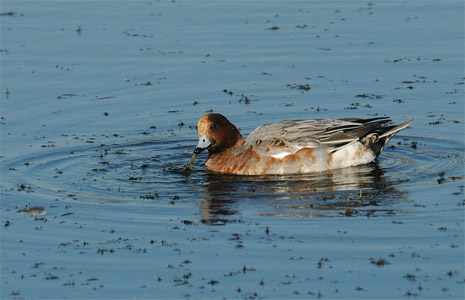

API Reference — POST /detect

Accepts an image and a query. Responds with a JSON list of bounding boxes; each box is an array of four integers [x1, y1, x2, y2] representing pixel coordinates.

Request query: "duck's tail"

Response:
[[339, 117, 413, 158]]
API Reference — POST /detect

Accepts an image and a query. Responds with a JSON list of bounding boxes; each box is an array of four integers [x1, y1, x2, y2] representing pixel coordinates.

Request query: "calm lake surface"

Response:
[[1, 1, 464, 299]]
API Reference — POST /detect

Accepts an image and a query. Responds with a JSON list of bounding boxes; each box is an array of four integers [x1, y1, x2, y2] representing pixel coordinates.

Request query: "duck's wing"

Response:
[[241, 117, 394, 158]]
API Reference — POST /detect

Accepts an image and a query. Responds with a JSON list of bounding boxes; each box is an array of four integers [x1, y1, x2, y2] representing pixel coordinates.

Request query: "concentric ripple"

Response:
[[1, 132, 463, 219], [380, 135, 464, 188]]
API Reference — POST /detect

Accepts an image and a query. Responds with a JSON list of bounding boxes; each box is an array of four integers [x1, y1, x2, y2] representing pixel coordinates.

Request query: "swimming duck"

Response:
[[190, 113, 412, 175]]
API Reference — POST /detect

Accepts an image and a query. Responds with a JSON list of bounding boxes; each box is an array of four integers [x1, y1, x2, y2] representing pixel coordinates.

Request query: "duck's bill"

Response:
[[195, 134, 211, 154], [194, 147, 206, 154], [185, 135, 211, 171]]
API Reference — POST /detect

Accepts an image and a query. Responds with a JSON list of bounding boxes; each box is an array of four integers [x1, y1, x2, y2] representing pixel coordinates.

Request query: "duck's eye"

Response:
[[210, 122, 218, 129]]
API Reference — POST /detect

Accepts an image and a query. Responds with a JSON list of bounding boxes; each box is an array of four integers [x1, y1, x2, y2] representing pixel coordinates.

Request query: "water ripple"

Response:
[[2, 133, 463, 219]]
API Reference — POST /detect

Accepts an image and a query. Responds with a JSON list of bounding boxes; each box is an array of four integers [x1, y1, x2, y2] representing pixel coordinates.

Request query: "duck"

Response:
[[189, 113, 412, 175]]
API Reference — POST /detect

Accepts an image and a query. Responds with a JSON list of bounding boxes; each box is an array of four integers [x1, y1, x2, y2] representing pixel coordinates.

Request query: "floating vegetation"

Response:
[[223, 89, 234, 95], [18, 206, 46, 216], [370, 258, 390, 267], [266, 26, 280, 30], [239, 94, 251, 104], [287, 83, 311, 91], [1, 2, 463, 299], [184, 152, 197, 171], [355, 93, 384, 99]]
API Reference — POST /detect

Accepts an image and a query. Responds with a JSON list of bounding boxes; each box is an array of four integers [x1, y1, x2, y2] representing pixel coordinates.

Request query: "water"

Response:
[[1, 1, 464, 299]]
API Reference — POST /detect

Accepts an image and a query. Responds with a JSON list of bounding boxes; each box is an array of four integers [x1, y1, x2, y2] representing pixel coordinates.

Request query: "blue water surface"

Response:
[[1, 1, 464, 299]]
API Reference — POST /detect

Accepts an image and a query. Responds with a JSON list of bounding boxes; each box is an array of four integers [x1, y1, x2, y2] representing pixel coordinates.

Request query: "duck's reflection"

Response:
[[198, 163, 408, 224]]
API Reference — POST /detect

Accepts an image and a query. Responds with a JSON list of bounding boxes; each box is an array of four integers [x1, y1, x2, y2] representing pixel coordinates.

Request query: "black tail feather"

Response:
[[342, 118, 413, 158], [342, 118, 392, 138]]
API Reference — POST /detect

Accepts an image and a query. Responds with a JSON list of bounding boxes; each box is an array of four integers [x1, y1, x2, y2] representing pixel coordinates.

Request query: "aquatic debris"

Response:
[[287, 83, 311, 91], [242, 265, 256, 274], [141, 163, 150, 169], [223, 89, 234, 95], [208, 279, 219, 286], [31, 262, 45, 269], [384, 57, 443, 63], [1, 11, 19, 16], [355, 93, 384, 99], [45, 273, 59, 280], [437, 172, 446, 184], [93, 96, 116, 100], [317, 257, 330, 269], [57, 93, 81, 99], [97, 247, 114, 255], [19, 206, 46, 216], [169, 195, 180, 205], [344, 209, 357, 216], [173, 272, 192, 286], [403, 273, 416, 281], [239, 94, 251, 104], [184, 152, 198, 171], [345, 102, 372, 110], [140, 193, 159, 200], [266, 26, 280, 30], [17, 183, 32, 191], [305, 106, 327, 112], [370, 258, 390, 267]]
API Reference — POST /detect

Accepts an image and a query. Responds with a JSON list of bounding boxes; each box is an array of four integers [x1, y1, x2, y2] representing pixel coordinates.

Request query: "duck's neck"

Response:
[[210, 130, 245, 154], [233, 133, 245, 148]]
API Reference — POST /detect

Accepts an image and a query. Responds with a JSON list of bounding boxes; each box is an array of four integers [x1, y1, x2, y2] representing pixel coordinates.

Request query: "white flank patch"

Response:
[[331, 142, 376, 168], [271, 152, 292, 159]]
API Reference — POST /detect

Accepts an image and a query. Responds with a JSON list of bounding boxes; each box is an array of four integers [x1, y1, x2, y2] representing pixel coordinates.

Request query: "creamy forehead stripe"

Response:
[[197, 117, 211, 135]]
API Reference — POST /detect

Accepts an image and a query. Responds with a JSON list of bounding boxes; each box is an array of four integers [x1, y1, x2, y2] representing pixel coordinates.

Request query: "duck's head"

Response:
[[194, 113, 243, 154]]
